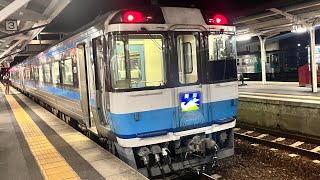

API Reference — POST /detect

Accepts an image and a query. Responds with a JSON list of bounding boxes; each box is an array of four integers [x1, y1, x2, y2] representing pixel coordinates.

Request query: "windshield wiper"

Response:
[[141, 27, 162, 50]]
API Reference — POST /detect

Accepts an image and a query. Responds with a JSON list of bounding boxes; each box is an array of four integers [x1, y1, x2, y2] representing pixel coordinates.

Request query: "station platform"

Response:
[[239, 81, 320, 102], [237, 81, 320, 139], [0, 84, 147, 180]]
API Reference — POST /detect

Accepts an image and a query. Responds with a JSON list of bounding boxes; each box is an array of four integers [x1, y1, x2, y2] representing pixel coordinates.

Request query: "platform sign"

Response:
[[180, 92, 200, 112], [5, 20, 18, 31]]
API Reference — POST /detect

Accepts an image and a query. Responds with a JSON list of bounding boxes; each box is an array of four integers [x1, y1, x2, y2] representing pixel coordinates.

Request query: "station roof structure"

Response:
[[0, 0, 71, 68], [233, 0, 320, 38]]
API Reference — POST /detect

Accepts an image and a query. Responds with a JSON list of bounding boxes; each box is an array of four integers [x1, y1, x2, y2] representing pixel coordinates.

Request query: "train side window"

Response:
[[39, 65, 44, 83], [44, 63, 51, 83], [34, 66, 39, 81], [30, 65, 34, 80], [267, 56, 270, 63], [61, 59, 73, 85], [177, 34, 198, 84], [52, 61, 60, 85]]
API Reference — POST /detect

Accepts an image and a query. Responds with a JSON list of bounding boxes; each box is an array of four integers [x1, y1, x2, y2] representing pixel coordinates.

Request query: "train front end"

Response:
[[104, 7, 238, 176]]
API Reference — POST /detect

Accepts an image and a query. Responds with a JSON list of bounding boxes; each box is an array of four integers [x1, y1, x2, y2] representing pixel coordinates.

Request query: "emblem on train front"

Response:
[[180, 92, 200, 112]]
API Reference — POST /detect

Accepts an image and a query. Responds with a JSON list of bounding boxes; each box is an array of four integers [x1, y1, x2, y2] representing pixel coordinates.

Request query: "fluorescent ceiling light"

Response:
[[236, 34, 252, 41], [291, 24, 307, 33]]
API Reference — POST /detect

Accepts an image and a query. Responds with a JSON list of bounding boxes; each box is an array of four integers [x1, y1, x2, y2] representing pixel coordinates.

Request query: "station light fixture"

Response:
[[291, 24, 307, 33], [236, 34, 252, 41]]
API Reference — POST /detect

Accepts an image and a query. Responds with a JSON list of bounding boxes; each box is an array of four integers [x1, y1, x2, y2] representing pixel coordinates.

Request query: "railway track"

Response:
[[234, 123, 320, 160]]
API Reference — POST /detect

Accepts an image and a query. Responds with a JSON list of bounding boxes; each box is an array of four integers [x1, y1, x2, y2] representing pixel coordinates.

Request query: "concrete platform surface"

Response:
[[239, 81, 320, 102]]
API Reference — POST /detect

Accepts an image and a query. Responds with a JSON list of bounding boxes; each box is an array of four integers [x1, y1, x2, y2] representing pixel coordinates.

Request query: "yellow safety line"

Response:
[[239, 91, 320, 100], [0, 84, 79, 180]]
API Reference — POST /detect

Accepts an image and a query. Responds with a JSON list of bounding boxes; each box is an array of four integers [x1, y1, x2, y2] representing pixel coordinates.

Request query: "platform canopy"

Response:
[[0, 0, 72, 68], [234, 0, 320, 37], [233, 0, 320, 93]]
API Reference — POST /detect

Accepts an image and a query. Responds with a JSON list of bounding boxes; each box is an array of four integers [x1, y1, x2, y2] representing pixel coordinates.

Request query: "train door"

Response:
[[77, 44, 93, 129], [175, 32, 208, 129]]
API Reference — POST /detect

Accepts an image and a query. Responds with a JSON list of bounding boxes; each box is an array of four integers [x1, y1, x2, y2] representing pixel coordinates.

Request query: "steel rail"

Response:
[[236, 123, 320, 145], [235, 130, 320, 160]]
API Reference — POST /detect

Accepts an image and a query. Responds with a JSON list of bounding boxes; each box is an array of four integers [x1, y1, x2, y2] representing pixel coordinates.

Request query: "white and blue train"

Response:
[[10, 7, 238, 177]]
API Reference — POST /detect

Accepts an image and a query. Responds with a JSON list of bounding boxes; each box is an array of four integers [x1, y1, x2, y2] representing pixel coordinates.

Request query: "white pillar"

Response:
[[309, 27, 318, 93], [258, 36, 267, 85]]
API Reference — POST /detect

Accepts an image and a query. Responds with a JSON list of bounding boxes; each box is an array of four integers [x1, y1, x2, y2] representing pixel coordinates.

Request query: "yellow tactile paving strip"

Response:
[[1, 84, 79, 180]]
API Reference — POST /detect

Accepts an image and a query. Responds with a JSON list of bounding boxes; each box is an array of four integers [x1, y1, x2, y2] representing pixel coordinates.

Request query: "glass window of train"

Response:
[[39, 65, 43, 83], [52, 61, 60, 85], [110, 34, 165, 89], [61, 59, 73, 85], [34, 66, 39, 81], [267, 56, 270, 63], [30, 66, 34, 80], [208, 34, 236, 61], [93, 37, 104, 90], [177, 34, 198, 84], [44, 64, 51, 83]]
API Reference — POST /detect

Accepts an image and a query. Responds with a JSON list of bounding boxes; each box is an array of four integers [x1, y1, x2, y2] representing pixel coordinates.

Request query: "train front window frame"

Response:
[[109, 33, 166, 90]]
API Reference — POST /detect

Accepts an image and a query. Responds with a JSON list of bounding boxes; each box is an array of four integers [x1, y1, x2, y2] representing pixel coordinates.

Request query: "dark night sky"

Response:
[[45, 0, 285, 33]]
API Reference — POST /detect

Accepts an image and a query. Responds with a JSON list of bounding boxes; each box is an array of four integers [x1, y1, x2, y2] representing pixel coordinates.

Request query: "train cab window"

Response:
[[61, 59, 73, 85], [208, 34, 237, 82], [44, 64, 51, 83], [109, 34, 165, 89], [177, 34, 198, 84], [52, 61, 60, 85], [208, 34, 236, 61], [39, 65, 44, 83]]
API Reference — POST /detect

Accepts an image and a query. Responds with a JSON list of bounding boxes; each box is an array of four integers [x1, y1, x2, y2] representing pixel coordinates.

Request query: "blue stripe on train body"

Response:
[[22, 80, 237, 139], [109, 99, 238, 139], [24, 81, 80, 101]]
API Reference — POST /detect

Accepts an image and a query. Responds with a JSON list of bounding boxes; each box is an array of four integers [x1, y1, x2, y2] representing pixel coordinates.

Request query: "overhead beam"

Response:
[[19, 0, 72, 50], [0, 0, 47, 21], [0, 0, 31, 23], [234, 0, 320, 24], [269, 8, 308, 27], [236, 9, 320, 32]]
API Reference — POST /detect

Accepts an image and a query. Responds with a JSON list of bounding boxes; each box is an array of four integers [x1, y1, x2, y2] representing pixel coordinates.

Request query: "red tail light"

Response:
[[123, 11, 144, 23], [212, 14, 228, 25], [202, 10, 230, 25]]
